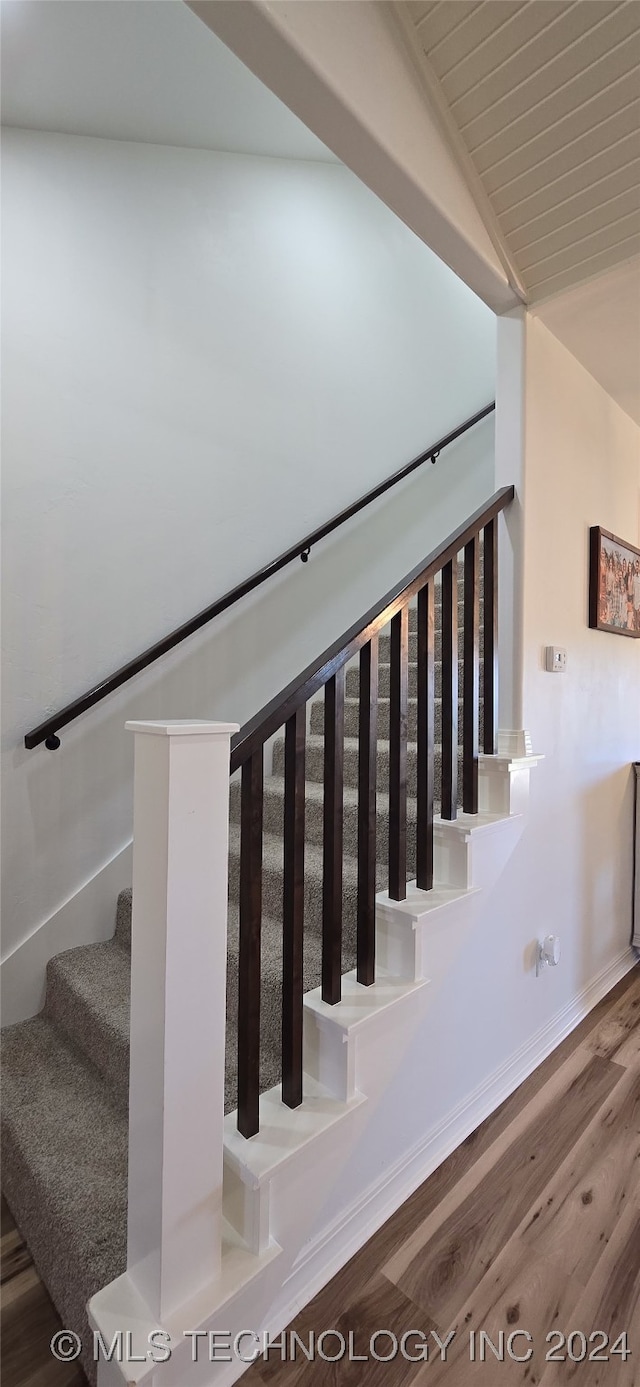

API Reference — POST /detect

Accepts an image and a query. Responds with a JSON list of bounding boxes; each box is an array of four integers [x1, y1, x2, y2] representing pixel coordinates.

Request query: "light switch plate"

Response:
[[545, 646, 567, 672]]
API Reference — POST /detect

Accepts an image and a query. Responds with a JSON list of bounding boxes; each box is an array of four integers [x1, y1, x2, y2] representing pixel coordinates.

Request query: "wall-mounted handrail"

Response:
[[24, 402, 494, 750]]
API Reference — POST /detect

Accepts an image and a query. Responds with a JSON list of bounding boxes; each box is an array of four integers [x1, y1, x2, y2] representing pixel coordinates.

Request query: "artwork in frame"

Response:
[[589, 526, 640, 638]]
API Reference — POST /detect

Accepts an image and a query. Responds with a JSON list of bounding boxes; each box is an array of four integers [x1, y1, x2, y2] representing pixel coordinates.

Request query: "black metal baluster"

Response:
[[388, 606, 409, 900], [322, 667, 345, 1004], [237, 748, 263, 1138], [441, 557, 458, 820], [282, 706, 305, 1108], [357, 637, 378, 984], [483, 518, 498, 754], [463, 536, 480, 813], [416, 582, 435, 890]]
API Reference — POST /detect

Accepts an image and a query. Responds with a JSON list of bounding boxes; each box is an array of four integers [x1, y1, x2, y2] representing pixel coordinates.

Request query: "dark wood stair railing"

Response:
[[357, 636, 378, 986], [483, 517, 499, 756], [282, 705, 306, 1110], [237, 750, 264, 1139], [388, 606, 409, 899], [322, 668, 345, 1007], [230, 485, 514, 1136], [463, 535, 480, 814], [24, 404, 495, 751], [416, 581, 435, 891], [440, 557, 458, 821]]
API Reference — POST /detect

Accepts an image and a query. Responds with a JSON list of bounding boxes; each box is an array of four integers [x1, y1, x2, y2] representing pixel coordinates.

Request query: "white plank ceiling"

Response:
[[400, 0, 640, 302]]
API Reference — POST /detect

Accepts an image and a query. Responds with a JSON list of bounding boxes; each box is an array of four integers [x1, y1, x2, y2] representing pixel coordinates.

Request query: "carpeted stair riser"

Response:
[[115, 887, 132, 949], [230, 775, 422, 864], [19, 886, 331, 1127], [310, 694, 482, 742], [95, 890, 340, 1119], [272, 733, 464, 799], [44, 940, 131, 1112], [227, 824, 380, 940], [346, 660, 485, 699], [79, 891, 357, 1116], [377, 624, 484, 663], [406, 596, 475, 633], [224, 912, 356, 1105]]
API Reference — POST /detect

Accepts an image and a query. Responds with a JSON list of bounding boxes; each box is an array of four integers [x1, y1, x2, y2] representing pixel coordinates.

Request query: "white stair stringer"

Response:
[[90, 748, 541, 1387], [223, 1076, 367, 1257], [376, 881, 480, 983], [303, 971, 430, 1103]]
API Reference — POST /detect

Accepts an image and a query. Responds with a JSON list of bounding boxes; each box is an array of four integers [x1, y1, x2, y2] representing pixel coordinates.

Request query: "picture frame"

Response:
[[589, 526, 640, 638]]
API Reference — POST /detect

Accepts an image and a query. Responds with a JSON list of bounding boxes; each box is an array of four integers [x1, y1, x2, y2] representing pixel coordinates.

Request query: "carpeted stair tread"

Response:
[[227, 815, 415, 936], [227, 820, 330, 877], [273, 733, 464, 797], [378, 625, 483, 662], [346, 661, 485, 698], [230, 773, 424, 859], [2, 1014, 127, 1382], [228, 822, 363, 938], [226, 905, 338, 984], [101, 895, 346, 1115], [45, 938, 130, 1110], [310, 693, 481, 741], [407, 596, 474, 633], [232, 772, 392, 816], [275, 732, 447, 754]]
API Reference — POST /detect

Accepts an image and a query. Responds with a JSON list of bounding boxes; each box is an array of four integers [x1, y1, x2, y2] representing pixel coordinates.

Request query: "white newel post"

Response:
[[495, 306, 526, 742], [124, 719, 238, 1325]]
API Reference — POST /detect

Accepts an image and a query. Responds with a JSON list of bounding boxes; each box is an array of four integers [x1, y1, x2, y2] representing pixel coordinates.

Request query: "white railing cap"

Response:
[[125, 720, 239, 737]]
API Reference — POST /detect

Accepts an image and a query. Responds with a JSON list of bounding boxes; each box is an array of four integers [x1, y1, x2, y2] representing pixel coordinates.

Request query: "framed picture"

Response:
[[589, 526, 640, 637]]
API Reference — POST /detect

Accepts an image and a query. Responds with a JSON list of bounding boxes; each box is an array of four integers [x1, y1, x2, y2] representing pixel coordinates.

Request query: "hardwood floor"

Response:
[[253, 965, 640, 1387], [2, 965, 639, 1387], [1, 1197, 85, 1387]]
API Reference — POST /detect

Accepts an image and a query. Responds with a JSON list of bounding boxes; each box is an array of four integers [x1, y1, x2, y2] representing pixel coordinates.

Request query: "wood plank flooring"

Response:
[[2, 965, 639, 1387], [253, 965, 640, 1387], [1, 1197, 85, 1387]]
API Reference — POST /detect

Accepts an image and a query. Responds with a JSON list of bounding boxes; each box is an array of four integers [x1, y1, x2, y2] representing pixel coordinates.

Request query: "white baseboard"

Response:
[[1, 843, 132, 1025], [90, 941, 635, 1387], [251, 945, 637, 1372], [200, 944, 636, 1387]]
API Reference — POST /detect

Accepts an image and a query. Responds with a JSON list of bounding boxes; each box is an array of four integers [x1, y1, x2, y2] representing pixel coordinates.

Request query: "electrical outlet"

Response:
[[536, 935, 561, 976]]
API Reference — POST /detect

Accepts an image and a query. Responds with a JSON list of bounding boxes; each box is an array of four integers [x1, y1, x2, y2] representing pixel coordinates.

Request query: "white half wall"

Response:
[[1, 127, 496, 983]]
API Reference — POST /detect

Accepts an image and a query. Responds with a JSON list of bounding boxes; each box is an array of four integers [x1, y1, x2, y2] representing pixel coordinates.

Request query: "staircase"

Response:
[[2, 490, 540, 1387], [2, 574, 472, 1377], [225, 578, 482, 1098]]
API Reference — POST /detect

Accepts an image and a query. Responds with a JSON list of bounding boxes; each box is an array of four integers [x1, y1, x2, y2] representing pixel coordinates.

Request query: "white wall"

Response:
[[1, 127, 495, 978], [268, 315, 640, 1297], [190, 0, 519, 313], [519, 318, 640, 990]]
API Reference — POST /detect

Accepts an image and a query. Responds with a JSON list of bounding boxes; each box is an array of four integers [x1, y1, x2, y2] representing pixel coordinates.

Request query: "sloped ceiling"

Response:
[[0, 0, 334, 162], [533, 256, 640, 425], [399, 0, 640, 303]]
